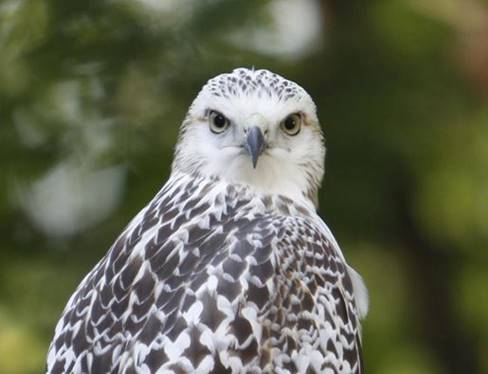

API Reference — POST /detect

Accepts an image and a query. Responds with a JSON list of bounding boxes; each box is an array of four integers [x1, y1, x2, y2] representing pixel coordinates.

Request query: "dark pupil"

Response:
[[214, 114, 226, 128], [285, 116, 296, 130]]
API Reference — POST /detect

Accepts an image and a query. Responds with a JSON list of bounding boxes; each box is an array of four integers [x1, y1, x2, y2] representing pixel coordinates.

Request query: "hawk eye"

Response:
[[281, 113, 302, 136], [209, 111, 230, 134]]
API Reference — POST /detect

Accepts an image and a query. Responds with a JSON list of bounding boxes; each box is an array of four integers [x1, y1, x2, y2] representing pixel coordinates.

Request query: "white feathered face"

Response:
[[173, 68, 325, 207]]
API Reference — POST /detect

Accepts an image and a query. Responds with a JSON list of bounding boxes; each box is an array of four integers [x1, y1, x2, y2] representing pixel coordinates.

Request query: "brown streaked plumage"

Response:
[[47, 68, 368, 374]]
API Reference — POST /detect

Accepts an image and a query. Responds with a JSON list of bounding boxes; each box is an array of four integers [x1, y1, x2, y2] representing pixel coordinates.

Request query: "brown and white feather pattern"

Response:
[[46, 172, 364, 373]]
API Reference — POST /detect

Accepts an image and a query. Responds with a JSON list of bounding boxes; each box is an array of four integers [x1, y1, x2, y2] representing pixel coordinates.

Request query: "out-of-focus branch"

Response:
[[408, 0, 488, 96], [395, 177, 480, 374]]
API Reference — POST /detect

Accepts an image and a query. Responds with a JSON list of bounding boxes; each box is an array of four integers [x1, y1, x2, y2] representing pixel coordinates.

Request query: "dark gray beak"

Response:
[[244, 126, 265, 168]]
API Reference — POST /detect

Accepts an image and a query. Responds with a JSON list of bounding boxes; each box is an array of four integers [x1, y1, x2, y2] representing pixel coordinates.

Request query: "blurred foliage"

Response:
[[1, 0, 487, 373]]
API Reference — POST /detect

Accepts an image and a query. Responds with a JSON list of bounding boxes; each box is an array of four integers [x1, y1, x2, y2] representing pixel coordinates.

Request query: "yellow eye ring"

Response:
[[281, 113, 302, 136], [209, 111, 230, 134]]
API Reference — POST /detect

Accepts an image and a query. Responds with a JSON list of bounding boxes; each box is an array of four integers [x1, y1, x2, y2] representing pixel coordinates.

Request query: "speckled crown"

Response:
[[204, 68, 306, 101]]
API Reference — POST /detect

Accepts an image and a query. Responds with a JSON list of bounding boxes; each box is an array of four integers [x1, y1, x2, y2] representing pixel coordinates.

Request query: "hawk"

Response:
[[46, 68, 368, 373]]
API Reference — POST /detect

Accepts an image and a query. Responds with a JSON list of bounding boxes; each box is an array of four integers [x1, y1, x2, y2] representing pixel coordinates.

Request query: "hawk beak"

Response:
[[244, 126, 265, 169]]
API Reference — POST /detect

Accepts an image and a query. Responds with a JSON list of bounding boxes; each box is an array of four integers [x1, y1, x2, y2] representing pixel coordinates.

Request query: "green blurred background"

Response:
[[1, 0, 487, 373]]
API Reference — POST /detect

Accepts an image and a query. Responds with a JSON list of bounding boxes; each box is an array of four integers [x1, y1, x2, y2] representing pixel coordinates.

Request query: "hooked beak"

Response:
[[244, 126, 265, 168]]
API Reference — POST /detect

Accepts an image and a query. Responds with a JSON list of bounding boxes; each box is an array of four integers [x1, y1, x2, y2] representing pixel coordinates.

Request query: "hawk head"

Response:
[[173, 68, 325, 207]]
